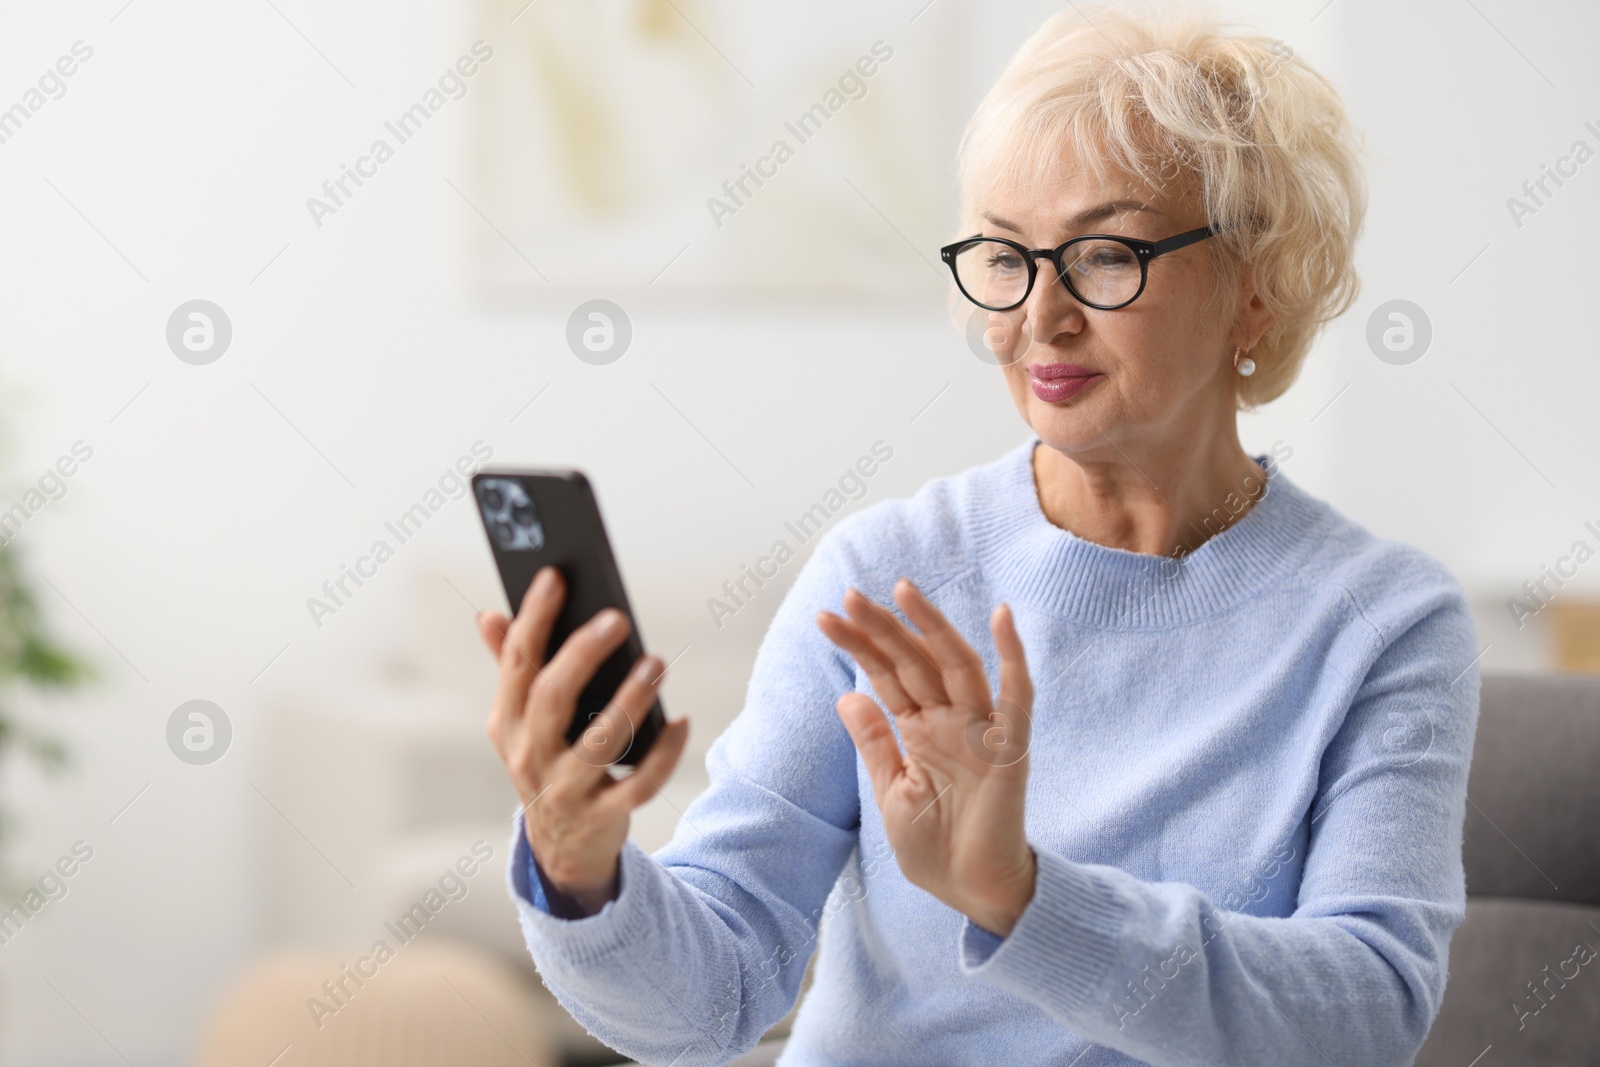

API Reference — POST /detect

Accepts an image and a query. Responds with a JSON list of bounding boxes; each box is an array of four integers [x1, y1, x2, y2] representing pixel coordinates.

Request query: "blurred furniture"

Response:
[[193, 941, 557, 1067], [1416, 672, 1600, 1065], [1550, 602, 1600, 675]]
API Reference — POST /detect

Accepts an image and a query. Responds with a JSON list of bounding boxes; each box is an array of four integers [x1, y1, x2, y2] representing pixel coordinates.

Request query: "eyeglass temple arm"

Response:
[[1149, 224, 1217, 257]]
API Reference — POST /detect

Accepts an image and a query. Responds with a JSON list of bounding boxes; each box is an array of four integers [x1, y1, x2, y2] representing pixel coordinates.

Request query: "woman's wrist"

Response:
[[533, 850, 620, 919], [962, 847, 1038, 938]]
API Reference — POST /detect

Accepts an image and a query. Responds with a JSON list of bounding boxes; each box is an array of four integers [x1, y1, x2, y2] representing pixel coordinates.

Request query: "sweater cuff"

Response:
[[957, 845, 1125, 1014], [505, 814, 655, 966], [509, 815, 554, 913]]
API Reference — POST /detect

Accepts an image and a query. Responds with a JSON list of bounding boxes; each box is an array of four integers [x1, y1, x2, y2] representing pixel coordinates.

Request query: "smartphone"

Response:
[[471, 469, 664, 766]]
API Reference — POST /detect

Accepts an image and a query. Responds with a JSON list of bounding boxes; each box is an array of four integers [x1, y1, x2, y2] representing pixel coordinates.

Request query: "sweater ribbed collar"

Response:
[[968, 437, 1319, 628]]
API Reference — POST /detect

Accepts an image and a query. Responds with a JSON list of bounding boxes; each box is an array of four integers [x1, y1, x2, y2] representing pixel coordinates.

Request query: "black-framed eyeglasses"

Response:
[[939, 225, 1217, 312]]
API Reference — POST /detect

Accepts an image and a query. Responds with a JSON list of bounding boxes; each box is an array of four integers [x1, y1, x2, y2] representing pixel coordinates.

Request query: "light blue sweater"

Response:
[[506, 437, 1481, 1067]]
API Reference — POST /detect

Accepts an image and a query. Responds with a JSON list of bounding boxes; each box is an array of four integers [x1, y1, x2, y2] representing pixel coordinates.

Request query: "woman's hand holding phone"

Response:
[[478, 565, 690, 918]]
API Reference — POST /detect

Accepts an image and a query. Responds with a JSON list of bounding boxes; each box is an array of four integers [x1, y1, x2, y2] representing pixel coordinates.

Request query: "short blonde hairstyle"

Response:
[[957, 5, 1366, 407]]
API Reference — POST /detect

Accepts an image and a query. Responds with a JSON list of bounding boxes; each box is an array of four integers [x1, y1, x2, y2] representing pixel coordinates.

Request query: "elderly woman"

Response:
[[478, 8, 1479, 1066]]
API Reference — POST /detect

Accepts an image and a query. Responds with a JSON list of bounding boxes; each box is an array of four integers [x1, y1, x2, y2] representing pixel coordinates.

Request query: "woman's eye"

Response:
[[985, 252, 1023, 272], [1086, 249, 1136, 269]]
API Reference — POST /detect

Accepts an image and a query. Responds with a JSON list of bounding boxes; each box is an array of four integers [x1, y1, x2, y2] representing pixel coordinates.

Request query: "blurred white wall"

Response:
[[0, 0, 1592, 1062]]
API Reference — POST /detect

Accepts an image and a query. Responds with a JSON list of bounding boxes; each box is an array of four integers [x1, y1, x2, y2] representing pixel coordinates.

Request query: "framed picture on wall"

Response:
[[463, 0, 994, 306]]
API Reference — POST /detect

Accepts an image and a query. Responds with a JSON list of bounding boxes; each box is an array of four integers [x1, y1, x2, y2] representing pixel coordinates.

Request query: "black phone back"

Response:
[[471, 469, 664, 766]]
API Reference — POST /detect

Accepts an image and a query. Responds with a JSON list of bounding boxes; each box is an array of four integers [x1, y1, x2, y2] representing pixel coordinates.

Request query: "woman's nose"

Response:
[[1024, 261, 1086, 343]]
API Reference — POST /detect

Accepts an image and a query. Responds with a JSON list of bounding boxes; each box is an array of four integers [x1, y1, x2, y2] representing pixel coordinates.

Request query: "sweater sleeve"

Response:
[[956, 579, 1482, 1067], [505, 534, 863, 1067]]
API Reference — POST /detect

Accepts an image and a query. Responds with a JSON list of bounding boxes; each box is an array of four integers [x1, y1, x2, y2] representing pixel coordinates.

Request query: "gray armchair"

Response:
[[1416, 672, 1600, 1065]]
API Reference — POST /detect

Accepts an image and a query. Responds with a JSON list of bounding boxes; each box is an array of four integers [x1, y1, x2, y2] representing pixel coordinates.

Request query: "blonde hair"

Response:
[[957, 4, 1366, 407]]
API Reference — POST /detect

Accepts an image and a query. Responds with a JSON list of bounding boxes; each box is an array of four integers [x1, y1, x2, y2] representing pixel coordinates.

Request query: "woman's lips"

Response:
[[1028, 363, 1102, 403]]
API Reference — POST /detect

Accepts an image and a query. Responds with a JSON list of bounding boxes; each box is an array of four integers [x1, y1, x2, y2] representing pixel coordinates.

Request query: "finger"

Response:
[[835, 692, 905, 802], [523, 607, 632, 763], [991, 603, 1033, 710], [490, 568, 563, 751], [892, 578, 992, 708], [477, 611, 511, 659], [840, 587, 949, 707], [816, 610, 919, 717], [560, 653, 666, 781], [499, 566, 563, 687], [600, 717, 690, 811], [989, 603, 1034, 762]]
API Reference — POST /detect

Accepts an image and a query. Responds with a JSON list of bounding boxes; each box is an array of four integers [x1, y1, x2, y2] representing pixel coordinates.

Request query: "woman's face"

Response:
[[968, 163, 1249, 460]]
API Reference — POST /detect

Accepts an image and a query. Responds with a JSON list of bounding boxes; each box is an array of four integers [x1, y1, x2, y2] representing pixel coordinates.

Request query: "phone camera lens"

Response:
[[481, 486, 505, 511], [511, 501, 536, 526], [492, 520, 516, 547]]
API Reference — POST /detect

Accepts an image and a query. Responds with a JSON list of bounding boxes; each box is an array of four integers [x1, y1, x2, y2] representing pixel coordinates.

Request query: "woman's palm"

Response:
[[820, 579, 1038, 935]]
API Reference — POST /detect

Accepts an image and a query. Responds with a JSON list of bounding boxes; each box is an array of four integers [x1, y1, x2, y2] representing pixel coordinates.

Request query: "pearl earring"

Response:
[[1233, 347, 1256, 377]]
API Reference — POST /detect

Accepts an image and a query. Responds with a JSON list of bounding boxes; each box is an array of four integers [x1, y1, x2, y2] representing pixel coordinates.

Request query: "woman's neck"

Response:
[[1031, 428, 1267, 559]]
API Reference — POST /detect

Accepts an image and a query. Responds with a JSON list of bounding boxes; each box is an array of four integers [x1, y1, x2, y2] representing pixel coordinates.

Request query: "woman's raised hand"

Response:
[[818, 579, 1038, 936], [479, 566, 690, 917]]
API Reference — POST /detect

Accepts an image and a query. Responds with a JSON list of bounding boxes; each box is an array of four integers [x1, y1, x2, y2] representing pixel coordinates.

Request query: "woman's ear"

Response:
[[1231, 263, 1274, 352]]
